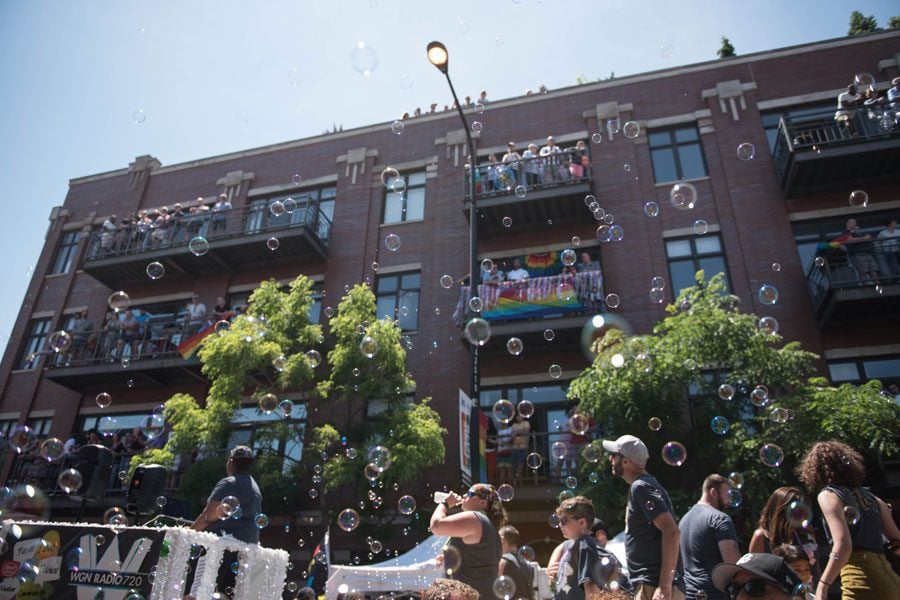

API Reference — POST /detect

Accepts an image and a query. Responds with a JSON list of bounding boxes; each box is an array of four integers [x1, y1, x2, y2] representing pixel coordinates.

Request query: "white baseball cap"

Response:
[[602, 434, 649, 467]]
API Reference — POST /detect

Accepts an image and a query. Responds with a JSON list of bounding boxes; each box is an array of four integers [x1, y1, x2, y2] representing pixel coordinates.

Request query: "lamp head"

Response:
[[427, 41, 449, 74]]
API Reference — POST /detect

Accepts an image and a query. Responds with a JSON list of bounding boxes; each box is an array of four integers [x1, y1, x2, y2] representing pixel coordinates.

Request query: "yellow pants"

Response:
[[839, 550, 900, 600]]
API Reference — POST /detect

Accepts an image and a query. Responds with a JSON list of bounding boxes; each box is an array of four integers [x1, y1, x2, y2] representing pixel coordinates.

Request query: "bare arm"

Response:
[[815, 490, 850, 600], [546, 541, 567, 582], [430, 493, 483, 543], [748, 528, 767, 553], [717, 539, 741, 564], [877, 496, 900, 549], [190, 499, 222, 532], [652, 512, 681, 600], [498, 557, 507, 576]]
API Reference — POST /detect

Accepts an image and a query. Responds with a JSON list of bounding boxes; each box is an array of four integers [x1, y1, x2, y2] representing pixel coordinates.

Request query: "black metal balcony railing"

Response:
[[83, 201, 332, 262], [5, 451, 146, 498], [807, 240, 900, 324], [773, 105, 900, 194], [486, 429, 599, 487], [465, 151, 593, 201], [45, 320, 195, 370]]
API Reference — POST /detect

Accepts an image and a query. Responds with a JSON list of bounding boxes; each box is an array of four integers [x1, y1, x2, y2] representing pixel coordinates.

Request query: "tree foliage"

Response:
[[888, 15, 900, 29], [717, 37, 736, 59], [129, 277, 446, 526], [568, 272, 899, 538], [848, 11, 880, 35]]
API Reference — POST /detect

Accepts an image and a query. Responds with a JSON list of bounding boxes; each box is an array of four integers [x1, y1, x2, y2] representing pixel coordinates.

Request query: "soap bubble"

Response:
[[769, 407, 790, 423], [146, 262, 165, 279], [481, 258, 494, 273], [350, 41, 378, 76], [506, 337, 523, 356], [649, 287, 665, 304], [360, 336, 378, 358], [517, 400, 534, 418], [305, 349, 322, 367], [693, 220, 709, 235], [497, 483, 515, 502], [771, 262, 782, 272], [544, 329, 555, 341], [644, 201, 660, 217], [759, 443, 784, 467], [464, 318, 491, 346], [758, 284, 779, 305], [651, 276, 666, 289], [108, 291, 131, 312], [572, 236, 581, 246], [254, 513, 269, 529], [726, 488, 743, 509], [9, 426, 35, 453], [398, 495, 416, 515], [518, 546, 536, 562], [40, 438, 65, 462], [105, 507, 128, 532], [550, 441, 568, 461], [648, 417, 662, 431], [132, 109, 146, 124], [548, 364, 562, 379], [472, 121, 483, 133], [267, 237, 280, 251], [729, 472, 745, 489], [717, 384, 735, 401], [279, 399, 294, 417], [561, 249, 577, 266], [786, 500, 812, 528], [338, 508, 361, 531], [848, 190, 868, 208], [526, 452, 543, 469], [623, 121, 640, 139], [568, 413, 591, 435], [391, 177, 407, 193], [493, 575, 516, 599], [591, 133, 603, 144], [189, 237, 209, 256], [607, 119, 620, 134], [380, 167, 400, 188], [368, 445, 392, 470], [751, 385, 769, 406], [853, 72, 875, 93], [758, 316, 779, 335], [391, 120, 404, 135], [605, 293, 620, 308], [384, 233, 401, 251], [58, 468, 83, 494], [669, 182, 697, 210], [710, 416, 730, 435], [844, 505, 860, 525], [492, 399, 515, 424], [661, 441, 687, 466], [515, 185, 527, 198], [217, 496, 239, 519], [440, 274, 454, 289], [502, 216, 513, 228], [258, 393, 278, 414], [736, 143, 756, 160], [582, 443, 602, 463]]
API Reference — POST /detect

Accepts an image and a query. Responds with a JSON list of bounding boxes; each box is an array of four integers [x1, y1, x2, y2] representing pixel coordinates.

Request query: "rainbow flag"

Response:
[[177, 322, 215, 359], [816, 232, 851, 252], [483, 281, 581, 320]]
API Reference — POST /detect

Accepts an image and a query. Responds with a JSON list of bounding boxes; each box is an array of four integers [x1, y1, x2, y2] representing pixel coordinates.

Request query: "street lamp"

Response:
[[427, 41, 480, 481]]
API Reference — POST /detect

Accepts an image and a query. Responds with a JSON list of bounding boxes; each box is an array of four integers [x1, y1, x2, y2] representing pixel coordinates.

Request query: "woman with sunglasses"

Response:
[[750, 487, 819, 566], [430, 484, 508, 599], [798, 440, 900, 600]]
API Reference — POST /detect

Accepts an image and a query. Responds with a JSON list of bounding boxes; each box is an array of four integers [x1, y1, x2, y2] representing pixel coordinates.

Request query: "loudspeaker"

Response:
[[126, 464, 168, 515], [74, 444, 114, 501]]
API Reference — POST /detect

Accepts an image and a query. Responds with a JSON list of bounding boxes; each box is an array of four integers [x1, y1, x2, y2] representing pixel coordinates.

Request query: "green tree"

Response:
[[717, 37, 736, 59], [888, 15, 900, 29], [848, 11, 881, 35], [568, 272, 899, 538], [131, 277, 446, 533]]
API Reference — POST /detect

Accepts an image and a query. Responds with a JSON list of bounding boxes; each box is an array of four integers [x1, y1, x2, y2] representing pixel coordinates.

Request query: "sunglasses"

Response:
[[466, 488, 487, 499], [726, 580, 769, 598]]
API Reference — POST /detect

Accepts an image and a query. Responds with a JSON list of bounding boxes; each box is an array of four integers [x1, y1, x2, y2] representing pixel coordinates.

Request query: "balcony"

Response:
[[452, 270, 604, 354], [82, 201, 332, 288], [464, 152, 594, 235], [772, 106, 900, 196], [807, 241, 900, 327], [44, 322, 205, 391]]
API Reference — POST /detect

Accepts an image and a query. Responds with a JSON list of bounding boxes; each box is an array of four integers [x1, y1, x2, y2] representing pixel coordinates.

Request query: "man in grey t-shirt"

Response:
[[679, 474, 741, 600], [604, 434, 684, 600]]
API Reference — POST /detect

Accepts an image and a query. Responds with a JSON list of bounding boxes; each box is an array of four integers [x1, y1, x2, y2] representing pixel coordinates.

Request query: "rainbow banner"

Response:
[[816, 232, 852, 252], [177, 322, 215, 359]]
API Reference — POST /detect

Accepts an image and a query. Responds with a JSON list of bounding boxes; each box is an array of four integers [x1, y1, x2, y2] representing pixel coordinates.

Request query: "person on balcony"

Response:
[[501, 143, 522, 189], [834, 84, 861, 136], [888, 77, 900, 127], [506, 258, 529, 282], [521, 143, 543, 186], [510, 412, 531, 484], [115, 309, 141, 360], [482, 263, 504, 286], [842, 218, 880, 283], [99, 215, 117, 254], [65, 309, 93, 364], [100, 310, 120, 358], [210, 193, 231, 234], [876, 217, 900, 280], [169, 202, 188, 243], [186, 197, 209, 239], [483, 154, 501, 193], [123, 427, 147, 454], [150, 207, 171, 247], [212, 296, 229, 322], [540, 136, 563, 183], [184, 294, 208, 336], [565, 141, 588, 179]]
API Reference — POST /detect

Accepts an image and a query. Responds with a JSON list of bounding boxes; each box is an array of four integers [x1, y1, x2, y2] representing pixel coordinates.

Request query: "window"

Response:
[[376, 272, 420, 331], [309, 288, 323, 324], [828, 355, 900, 385], [665, 234, 731, 298], [17, 318, 52, 370], [50, 231, 80, 275], [0, 420, 18, 439], [227, 405, 307, 473], [648, 127, 708, 183], [27, 418, 53, 437], [383, 172, 426, 225]]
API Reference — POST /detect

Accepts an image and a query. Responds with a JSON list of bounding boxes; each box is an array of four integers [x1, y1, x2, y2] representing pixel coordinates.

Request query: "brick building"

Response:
[[1, 31, 898, 561]]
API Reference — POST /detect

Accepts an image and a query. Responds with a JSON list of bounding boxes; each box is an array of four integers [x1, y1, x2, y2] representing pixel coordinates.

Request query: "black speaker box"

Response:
[[126, 464, 168, 515], [74, 444, 114, 501]]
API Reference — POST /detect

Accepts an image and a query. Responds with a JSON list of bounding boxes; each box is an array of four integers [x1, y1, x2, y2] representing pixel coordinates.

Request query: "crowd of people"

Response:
[[429, 436, 900, 600], [95, 194, 232, 256], [824, 217, 900, 285], [833, 76, 900, 135], [468, 137, 591, 196]]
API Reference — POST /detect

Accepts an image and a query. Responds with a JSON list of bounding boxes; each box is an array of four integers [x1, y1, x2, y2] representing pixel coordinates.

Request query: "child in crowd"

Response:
[[554, 496, 619, 600], [772, 544, 814, 599]]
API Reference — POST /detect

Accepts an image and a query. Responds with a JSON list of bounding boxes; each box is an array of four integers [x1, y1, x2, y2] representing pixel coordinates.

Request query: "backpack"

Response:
[[502, 552, 535, 600]]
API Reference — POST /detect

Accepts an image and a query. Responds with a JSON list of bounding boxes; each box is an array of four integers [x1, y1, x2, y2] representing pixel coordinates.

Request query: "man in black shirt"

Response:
[[499, 525, 535, 600]]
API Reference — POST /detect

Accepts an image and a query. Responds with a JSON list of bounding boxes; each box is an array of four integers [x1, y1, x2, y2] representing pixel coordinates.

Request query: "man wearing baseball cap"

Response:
[[711, 553, 805, 599], [603, 434, 684, 600]]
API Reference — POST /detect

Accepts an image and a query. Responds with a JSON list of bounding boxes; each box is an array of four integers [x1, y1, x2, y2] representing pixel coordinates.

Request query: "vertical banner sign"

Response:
[[458, 389, 473, 484], [0, 522, 164, 599], [478, 409, 489, 483]]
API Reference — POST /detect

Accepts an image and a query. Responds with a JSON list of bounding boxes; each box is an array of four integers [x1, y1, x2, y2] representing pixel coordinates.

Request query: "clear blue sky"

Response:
[[0, 1, 896, 353]]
